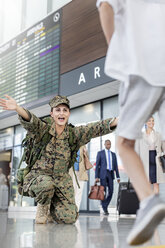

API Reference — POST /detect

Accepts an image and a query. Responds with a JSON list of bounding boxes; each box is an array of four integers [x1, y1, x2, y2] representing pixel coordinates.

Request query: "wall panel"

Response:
[[61, 0, 107, 74]]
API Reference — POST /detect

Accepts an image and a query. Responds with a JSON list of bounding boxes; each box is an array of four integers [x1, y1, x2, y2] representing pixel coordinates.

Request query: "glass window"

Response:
[[103, 95, 119, 119], [0, 127, 14, 151], [52, 0, 72, 12], [152, 112, 161, 133], [25, 0, 47, 29], [70, 102, 101, 211], [1, 0, 22, 43], [69, 102, 100, 125], [14, 125, 26, 146]]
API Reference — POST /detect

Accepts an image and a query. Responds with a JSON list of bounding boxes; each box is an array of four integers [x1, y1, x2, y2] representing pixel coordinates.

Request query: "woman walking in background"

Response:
[[136, 117, 165, 194]]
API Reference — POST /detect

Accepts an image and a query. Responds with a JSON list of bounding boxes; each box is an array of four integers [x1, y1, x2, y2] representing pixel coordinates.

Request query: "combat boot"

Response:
[[35, 203, 49, 224]]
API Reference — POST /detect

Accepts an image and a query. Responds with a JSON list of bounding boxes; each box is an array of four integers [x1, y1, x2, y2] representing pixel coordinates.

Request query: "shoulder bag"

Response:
[[83, 151, 93, 170]]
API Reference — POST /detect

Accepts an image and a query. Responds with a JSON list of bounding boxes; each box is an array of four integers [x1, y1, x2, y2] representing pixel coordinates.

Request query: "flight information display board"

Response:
[[0, 10, 61, 114]]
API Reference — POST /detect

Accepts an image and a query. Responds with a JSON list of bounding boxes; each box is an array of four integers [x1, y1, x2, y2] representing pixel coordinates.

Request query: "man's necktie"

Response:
[[108, 150, 111, 171]]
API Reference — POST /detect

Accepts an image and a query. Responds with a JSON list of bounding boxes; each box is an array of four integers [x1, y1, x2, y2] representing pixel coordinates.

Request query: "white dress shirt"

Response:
[[105, 149, 112, 171], [96, 0, 165, 87]]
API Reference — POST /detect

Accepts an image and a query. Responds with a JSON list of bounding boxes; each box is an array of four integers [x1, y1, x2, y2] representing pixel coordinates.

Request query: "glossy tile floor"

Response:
[[0, 210, 165, 248]]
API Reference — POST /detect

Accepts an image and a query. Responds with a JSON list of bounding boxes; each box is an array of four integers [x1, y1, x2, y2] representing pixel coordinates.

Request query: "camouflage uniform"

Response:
[[18, 96, 116, 224]]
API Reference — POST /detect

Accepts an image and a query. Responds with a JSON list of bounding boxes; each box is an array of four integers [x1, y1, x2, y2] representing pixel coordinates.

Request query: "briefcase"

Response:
[[88, 183, 105, 201]]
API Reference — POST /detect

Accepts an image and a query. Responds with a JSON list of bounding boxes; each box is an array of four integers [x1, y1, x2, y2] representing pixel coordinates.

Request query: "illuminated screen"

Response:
[[0, 10, 61, 114]]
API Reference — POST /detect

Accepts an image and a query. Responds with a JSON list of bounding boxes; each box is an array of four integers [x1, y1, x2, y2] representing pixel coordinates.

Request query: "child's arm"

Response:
[[98, 2, 114, 45]]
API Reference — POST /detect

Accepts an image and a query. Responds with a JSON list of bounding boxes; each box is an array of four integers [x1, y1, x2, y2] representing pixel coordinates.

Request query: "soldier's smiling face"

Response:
[[50, 104, 70, 126]]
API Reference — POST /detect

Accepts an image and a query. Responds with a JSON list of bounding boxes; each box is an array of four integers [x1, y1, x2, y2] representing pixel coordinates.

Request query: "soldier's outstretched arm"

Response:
[[0, 94, 30, 121], [74, 117, 118, 147]]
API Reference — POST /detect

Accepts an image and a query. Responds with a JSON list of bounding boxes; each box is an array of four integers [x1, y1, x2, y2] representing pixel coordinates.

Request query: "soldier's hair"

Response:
[[105, 139, 111, 144], [50, 104, 70, 112]]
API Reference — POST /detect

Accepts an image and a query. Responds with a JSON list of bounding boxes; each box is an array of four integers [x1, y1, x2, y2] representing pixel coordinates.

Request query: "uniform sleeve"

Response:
[[73, 118, 116, 147], [18, 109, 47, 139], [96, 0, 123, 14]]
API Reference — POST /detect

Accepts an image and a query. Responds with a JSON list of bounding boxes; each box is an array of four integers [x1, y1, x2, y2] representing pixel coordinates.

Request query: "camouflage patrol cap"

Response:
[[49, 95, 70, 109]]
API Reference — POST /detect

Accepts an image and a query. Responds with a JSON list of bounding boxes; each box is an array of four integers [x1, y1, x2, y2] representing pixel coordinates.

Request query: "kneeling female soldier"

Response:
[[0, 95, 117, 224]]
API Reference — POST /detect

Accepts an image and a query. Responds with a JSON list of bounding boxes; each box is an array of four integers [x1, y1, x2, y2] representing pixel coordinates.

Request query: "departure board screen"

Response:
[[0, 10, 61, 114]]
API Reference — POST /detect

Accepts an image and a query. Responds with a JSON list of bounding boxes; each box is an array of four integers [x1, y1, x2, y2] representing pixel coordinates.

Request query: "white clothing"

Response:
[[0, 174, 7, 185], [0, 185, 8, 209], [143, 130, 157, 150], [96, 0, 165, 87], [104, 149, 112, 170], [72, 171, 85, 211]]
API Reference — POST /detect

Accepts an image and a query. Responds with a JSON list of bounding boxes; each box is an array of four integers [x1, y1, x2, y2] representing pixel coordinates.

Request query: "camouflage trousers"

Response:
[[28, 173, 78, 224]]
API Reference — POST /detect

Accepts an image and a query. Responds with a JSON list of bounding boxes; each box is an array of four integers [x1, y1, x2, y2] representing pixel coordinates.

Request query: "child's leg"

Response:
[[153, 183, 159, 194], [117, 136, 165, 245], [116, 77, 165, 245], [117, 137, 152, 201]]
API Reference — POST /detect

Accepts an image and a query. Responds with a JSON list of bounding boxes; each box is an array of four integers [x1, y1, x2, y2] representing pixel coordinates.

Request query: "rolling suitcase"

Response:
[[117, 181, 139, 215]]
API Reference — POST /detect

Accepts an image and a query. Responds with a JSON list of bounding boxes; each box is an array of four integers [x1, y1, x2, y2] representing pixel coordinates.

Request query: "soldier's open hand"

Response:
[[0, 95, 17, 111], [110, 117, 119, 128]]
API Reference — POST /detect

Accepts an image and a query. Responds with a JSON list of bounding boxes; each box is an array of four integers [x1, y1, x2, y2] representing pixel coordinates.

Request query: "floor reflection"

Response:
[[34, 223, 78, 248], [0, 211, 165, 248]]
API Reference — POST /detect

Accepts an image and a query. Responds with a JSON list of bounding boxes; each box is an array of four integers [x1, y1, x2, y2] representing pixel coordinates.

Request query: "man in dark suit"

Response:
[[95, 139, 120, 215]]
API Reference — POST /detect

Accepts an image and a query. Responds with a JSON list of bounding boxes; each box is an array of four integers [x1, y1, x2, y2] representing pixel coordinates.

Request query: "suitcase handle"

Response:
[[127, 179, 132, 190], [127, 179, 136, 191]]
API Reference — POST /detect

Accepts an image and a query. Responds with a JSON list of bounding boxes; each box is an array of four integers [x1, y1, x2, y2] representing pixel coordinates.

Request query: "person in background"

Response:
[[0, 168, 8, 210], [95, 140, 120, 215], [96, 0, 165, 245], [136, 117, 165, 194], [0, 168, 7, 185], [70, 145, 90, 211]]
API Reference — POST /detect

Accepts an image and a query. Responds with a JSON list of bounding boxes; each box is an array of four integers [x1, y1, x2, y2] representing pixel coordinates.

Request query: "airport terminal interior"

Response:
[[0, 0, 165, 247]]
